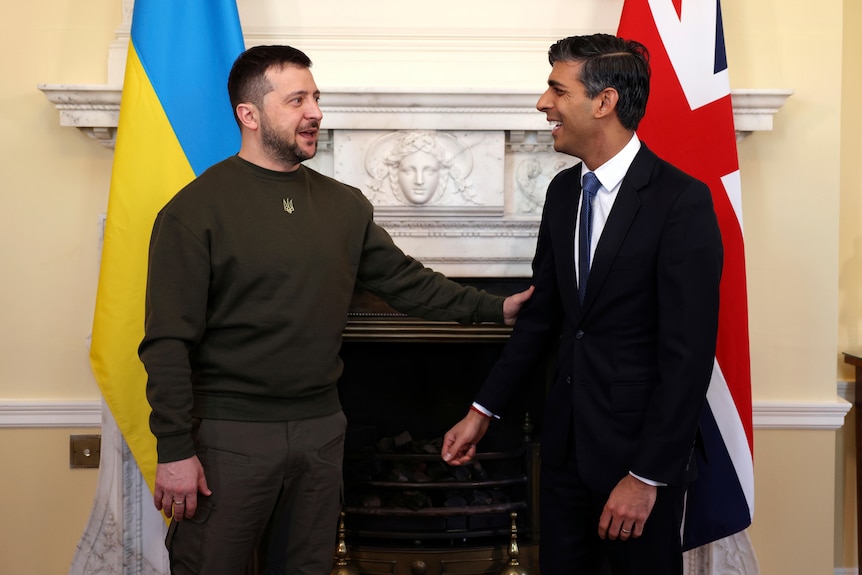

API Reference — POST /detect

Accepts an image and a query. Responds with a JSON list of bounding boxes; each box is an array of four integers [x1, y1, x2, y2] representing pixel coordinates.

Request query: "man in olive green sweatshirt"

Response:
[[139, 45, 532, 575]]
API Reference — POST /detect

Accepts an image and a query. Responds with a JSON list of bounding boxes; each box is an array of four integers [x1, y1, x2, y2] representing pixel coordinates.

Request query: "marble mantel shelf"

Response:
[[38, 83, 792, 149]]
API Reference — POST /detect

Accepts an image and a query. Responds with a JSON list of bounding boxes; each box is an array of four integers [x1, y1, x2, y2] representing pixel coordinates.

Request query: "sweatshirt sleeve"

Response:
[[356, 221, 504, 324], [138, 211, 209, 463]]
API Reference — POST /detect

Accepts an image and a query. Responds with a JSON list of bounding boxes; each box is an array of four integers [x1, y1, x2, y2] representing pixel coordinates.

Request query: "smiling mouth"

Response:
[[298, 128, 318, 141], [298, 121, 320, 139]]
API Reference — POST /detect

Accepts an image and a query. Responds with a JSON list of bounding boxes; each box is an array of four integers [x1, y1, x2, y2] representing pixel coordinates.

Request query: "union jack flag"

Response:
[[617, 0, 754, 550]]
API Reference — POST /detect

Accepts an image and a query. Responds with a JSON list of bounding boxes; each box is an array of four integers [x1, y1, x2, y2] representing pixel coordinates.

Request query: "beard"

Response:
[[260, 113, 318, 166]]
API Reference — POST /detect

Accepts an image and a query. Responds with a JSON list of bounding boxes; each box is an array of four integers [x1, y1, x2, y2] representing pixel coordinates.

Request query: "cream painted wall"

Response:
[[839, 0, 862, 366], [1, 0, 855, 574], [838, 0, 862, 568], [1, 0, 118, 573], [0, 429, 100, 573], [235, 0, 624, 91], [723, 1, 850, 570], [1, 0, 117, 400], [726, 0, 842, 402], [752, 430, 842, 574]]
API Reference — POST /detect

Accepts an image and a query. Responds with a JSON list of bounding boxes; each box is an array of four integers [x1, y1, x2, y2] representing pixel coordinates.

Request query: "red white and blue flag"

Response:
[[617, 0, 754, 550]]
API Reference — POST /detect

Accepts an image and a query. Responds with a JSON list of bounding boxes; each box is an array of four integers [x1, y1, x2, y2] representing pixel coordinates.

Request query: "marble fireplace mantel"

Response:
[[40, 84, 792, 282], [40, 84, 791, 149]]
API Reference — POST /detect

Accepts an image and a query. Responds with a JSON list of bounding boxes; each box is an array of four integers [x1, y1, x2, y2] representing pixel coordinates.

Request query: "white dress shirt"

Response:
[[574, 134, 641, 284]]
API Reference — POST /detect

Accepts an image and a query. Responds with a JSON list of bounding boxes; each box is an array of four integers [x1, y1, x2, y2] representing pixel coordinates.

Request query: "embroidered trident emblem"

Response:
[[283, 198, 295, 213]]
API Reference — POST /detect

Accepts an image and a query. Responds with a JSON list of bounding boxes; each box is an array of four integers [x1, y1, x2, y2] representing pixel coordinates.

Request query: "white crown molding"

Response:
[[0, 390, 850, 430], [36, 84, 791, 150]]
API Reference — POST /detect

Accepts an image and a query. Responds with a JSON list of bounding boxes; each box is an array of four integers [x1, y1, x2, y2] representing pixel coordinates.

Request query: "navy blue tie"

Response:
[[578, 172, 601, 304]]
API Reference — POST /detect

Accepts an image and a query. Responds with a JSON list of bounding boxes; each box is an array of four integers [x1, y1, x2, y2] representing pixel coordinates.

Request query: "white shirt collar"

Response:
[[580, 133, 641, 192]]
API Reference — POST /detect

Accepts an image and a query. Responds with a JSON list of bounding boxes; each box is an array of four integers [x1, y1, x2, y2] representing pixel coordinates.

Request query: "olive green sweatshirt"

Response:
[[139, 156, 504, 463]]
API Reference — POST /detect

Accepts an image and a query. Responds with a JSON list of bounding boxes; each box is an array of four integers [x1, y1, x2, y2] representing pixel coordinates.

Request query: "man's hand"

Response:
[[503, 285, 534, 326], [441, 409, 492, 466], [598, 474, 657, 541], [154, 456, 212, 521]]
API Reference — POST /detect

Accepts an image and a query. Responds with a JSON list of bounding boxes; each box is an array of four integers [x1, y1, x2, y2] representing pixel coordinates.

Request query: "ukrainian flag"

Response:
[[90, 0, 245, 494]]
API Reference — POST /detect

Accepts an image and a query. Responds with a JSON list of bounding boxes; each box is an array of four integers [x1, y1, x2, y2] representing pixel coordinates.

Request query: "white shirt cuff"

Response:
[[471, 402, 500, 419], [629, 471, 666, 486]]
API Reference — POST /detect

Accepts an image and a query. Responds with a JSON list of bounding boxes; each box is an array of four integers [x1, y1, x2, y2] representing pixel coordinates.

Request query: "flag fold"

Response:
[[90, 0, 244, 494], [617, 0, 754, 550]]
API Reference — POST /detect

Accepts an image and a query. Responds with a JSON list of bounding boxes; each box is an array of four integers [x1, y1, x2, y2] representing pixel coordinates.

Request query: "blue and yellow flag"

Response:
[[90, 0, 244, 494]]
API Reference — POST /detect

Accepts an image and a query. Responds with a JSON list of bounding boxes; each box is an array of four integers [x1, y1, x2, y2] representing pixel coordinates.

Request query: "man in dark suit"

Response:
[[442, 34, 723, 575]]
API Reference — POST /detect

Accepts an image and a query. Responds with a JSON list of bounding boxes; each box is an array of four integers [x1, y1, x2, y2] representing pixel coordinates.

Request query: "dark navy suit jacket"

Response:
[[476, 143, 723, 493]]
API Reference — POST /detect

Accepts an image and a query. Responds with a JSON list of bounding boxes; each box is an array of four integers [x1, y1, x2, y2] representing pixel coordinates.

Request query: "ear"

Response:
[[594, 88, 619, 119], [235, 102, 260, 131]]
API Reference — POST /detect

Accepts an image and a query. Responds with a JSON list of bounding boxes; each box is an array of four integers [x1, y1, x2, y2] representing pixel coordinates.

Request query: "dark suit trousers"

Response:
[[539, 454, 686, 575]]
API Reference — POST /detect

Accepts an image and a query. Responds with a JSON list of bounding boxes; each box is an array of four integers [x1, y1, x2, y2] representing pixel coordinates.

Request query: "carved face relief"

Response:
[[396, 150, 441, 204], [357, 130, 492, 211]]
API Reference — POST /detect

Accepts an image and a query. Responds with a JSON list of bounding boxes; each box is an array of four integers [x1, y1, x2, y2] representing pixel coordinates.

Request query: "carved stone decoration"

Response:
[[682, 530, 761, 575], [709, 530, 761, 575], [730, 89, 795, 141], [336, 129, 504, 217], [69, 402, 169, 575], [37, 85, 120, 148], [69, 402, 123, 574], [685, 544, 710, 575], [121, 441, 171, 575], [511, 155, 574, 215], [368, 218, 536, 277]]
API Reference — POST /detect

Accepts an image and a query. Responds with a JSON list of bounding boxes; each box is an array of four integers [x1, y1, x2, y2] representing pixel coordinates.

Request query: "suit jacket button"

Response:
[[566, 376, 572, 384], [575, 330, 585, 339]]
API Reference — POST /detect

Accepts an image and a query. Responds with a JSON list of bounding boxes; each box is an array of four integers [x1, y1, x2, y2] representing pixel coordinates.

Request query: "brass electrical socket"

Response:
[[70, 434, 101, 469]]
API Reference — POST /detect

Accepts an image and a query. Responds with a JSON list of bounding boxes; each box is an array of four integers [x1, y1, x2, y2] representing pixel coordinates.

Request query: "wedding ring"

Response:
[[173, 500, 185, 505], [621, 528, 631, 534]]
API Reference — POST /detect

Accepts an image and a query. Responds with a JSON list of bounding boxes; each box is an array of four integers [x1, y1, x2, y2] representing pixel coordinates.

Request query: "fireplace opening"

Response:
[[336, 278, 550, 557]]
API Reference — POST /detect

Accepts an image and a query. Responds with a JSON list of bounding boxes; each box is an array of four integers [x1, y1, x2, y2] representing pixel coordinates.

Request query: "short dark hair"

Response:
[[227, 45, 313, 126], [548, 34, 650, 131]]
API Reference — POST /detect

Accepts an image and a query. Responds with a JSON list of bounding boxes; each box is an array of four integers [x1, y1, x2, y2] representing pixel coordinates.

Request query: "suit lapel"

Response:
[[553, 164, 582, 314]]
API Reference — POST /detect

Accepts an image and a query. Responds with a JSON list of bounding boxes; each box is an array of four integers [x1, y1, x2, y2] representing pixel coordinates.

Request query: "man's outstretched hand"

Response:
[[441, 409, 492, 466], [503, 285, 534, 326]]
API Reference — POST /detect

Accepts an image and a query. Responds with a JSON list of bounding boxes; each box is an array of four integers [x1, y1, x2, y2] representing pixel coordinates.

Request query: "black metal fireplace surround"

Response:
[[335, 278, 549, 575]]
